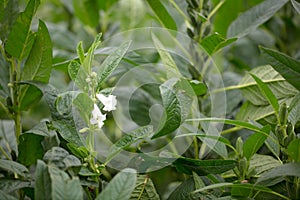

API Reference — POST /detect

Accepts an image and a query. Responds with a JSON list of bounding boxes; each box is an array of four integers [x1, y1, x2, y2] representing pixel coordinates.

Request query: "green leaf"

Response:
[[76, 41, 85, 64], [97, 40, 131, 86], [0, 180, 32, 193], [189, 80, 207, 96], [249, 74, 279, 114], [286, 139, 300, 162], [243, 125, 270, 160], [0, 0, 19, 42], [260, 46, 300, 91], [49, 166, 83, 200], [256, 163, 300, 186], [82, 33, 102, 72], [130, 175, 160, 200], [249, 154, 281, 176], [227, 0, 288, 38], [73, 0, 99, 27], [17, 133, 44, 166], [5, 0, 40, 60], [167, 178, 195, 200], [96, 168, 137, 200], [106, 126, 153, 163], [173, 157, 237, 175], [151, 81, 182, 139], [291, 0, 300, 14], [200, 33, 237, 55], [68, 60, 88, 92], [67, 143, 89, 160], [73, 92, 94, 124], [35, 160, 51, 200], [0, 159, 28, 177], [0, 120, 17, 157], [145, 0, 177, 30], [21, 20, 52, 83]]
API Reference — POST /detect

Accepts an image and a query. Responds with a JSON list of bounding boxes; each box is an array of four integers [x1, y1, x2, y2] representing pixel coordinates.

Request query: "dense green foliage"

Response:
[[0, 0, 300, 199]]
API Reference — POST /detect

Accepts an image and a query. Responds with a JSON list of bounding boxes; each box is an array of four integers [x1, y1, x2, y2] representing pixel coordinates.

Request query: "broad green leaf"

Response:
[[21, 20, 52, 83], [0, 0, 19, 42], [96, 168, 137, 200], [256, 163, 300, 186], [24, 121, 50, 137], [291, 0, 300, 14], [106, 126, 153, 163], [49, 166, 83, 200], [0, 180, 32, 193], [52, 120, 84, 147], [0, 159, 28, 177], [260, 46, 300, 91], [152, 81, 182, 139], [243, 125, 270, 160], [237, 65, 297, 106], [97, 40, 131, 86], [227, 0, 288, 38], [130, 175, 160, 200], [286, 139, 300, 162], [5, 0, 40, 60], [173, 157, 237, 175], [145, 0, 177, 30], [250, 74, 279, 114], [200, 33, 237, 55], [151, 32, 180, 76], [167, 178, 195, 200], [193, 172, 205, 190], [35, 160, 51, 200], [67, 143, 89, 160], [17, 133, 44, 166], [189, 80, 207, 96], [73, 0, 99, 27], [0, 190, 18, 200], [43, 147, 81, 170], [249, 154, 281, 176]]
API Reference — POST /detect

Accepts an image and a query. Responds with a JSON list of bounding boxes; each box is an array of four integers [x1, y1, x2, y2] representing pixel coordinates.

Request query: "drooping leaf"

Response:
[[200, 33, 237, 55], [291, 0, 300, 14], [49, 166, 83, 200], [256, 163, 300, 186], [17, 133, 44, 166], [0, 159, 28, 177], [286, 139, 300, 162], [152, 81, 182, 139], [21, 20, 52, 83], [106, 126, 153, 163], [96, 168, 137, 200], [5, 0, 40, 60], [243, 125, 270, 160], [130, 175, 160, 200], [145, 0, 177, 30], [97, 40, 131, 87], [35, 160, 51, 200], [260, 46, 300, 91], [227, 0, 288, 38], [249, 74, 279, 115], [173, 157, 237, 175]]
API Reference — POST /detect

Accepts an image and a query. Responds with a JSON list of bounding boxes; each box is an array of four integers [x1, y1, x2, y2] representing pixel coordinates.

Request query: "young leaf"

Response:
[[249, 73, 279, 115], [173, 157, 237, 175], [97, 40, 131, 87], [96, 168, 137, 200], [130, 175, 160, 200], [200, 33, 237, 55], [145, 0, 177, 30], [256, 163, 300, 186], [0, 159, 28, 177], [227, 0, 288, 38], [76, 41, 85, 64], [35, 160, 51, 200], [5, 0, 40, 60], [291, 0, 300, 14], [260, 46, 300, 91], [105, 125, 153, 163], [243, 125, 270, 160], [286, 139, 300, 162]]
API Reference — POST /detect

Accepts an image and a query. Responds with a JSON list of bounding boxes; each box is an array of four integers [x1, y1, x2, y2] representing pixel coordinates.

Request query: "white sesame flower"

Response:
[[96, 93, 117, 111], [90, 104, 106, 128]]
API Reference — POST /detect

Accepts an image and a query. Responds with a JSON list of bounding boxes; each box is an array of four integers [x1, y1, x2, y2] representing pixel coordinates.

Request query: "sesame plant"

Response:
[[0, 0, 300, 200]]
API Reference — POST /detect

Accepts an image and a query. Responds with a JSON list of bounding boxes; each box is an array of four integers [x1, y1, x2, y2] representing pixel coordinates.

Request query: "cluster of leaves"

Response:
[[0, 0, 300, 199]]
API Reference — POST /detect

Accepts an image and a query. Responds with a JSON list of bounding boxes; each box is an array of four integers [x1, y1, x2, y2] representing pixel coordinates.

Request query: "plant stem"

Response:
[[0, 146, 11, 160], [194, 136, 199, 159]]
